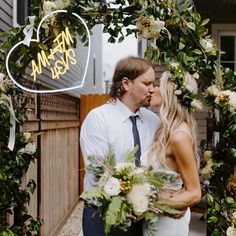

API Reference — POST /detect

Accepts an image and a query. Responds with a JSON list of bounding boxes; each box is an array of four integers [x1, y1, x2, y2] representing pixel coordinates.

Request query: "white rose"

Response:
[[25, 142, 37, 154], [0, 94, 10, 105], [54, 0, 71, 9], [0, 74, 6, 92], [23, 132, 32, 143], [0, 72, 5, 81], [229, 91, 236, 111], [18, 142, 37, 155], [232, 211, 236, 220], [207, 85, 221, 96], [43, 1, 57, 15], [193, 72, 199, 79], [175, 89, 182, 95], [169, 62, 179, 68], [200, 38, 214, 51], [203, 150, 213, 161], [191, 99, 202, 111], [226, 226, 236, 236], [183, 72, 198, 93], [103, 177, 120, 196], [201, 159, 214, 179]]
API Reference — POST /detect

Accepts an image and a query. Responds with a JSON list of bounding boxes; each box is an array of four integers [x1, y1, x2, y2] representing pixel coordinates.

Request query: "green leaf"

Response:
[[201, 18, 210, 26], [179, 42, 185, 50], [118, 36, 125, 43], [105, 196, 125, 233], [211, 229, 221, 236], [155, 200, 183, 215], [80, 187, 111, 207], [227, 148, 236, 158], [108, 36, 116, 43], [207, 216, 218, 224], [27, 179, 36, 193], [107, 145, 116, 167], [124, 146, 138, 163], [225, 197, 235, 204], [123, 17, 132, 27], [186, 22, 196, 31], [205, 193, 214, 206], [38, 43, 48, 50], [192, 49, 202, 55], [192, 12, 201, 23]]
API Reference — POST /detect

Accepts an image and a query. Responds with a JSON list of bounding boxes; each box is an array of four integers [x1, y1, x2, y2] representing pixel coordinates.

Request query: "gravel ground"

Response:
[[57, 202, 205, 236], [58, 201, 84, 236]]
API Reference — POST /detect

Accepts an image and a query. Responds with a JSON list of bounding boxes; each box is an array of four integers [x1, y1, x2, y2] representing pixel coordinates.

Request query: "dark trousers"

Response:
[[82, 207, 143, 236]]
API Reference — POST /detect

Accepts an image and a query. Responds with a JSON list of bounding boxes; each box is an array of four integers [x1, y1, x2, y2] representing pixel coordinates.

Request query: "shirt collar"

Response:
[[116, 99, 145, 123]]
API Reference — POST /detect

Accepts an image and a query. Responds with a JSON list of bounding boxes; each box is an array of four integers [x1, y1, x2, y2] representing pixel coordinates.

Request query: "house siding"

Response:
[[0, 0, 13, 38]]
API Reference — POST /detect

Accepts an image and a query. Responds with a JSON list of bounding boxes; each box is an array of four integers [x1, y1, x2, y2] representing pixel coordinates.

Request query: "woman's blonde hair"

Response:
[[148, 72, 198, 167]]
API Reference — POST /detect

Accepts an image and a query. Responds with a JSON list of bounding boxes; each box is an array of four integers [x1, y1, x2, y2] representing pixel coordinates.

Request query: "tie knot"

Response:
[[129, 115, 138, 124]]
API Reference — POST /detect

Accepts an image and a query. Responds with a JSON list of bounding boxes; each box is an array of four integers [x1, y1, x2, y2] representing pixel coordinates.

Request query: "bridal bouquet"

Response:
[[80, 147, 181, 234]]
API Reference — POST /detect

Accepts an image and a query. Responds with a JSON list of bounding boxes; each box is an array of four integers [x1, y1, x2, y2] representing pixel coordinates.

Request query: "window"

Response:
[[219, 33, 236, 71], [13, 0, 35, 26]]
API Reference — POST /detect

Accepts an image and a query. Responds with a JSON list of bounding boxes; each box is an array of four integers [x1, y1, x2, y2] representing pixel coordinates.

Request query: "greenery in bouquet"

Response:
[[80, 146, 182, 234]]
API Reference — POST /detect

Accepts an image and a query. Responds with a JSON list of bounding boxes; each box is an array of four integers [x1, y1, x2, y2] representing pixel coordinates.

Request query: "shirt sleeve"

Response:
[[80, 109, 109, 166]]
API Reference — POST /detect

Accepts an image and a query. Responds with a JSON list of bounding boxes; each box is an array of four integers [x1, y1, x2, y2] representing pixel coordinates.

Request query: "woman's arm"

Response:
[[166, 130, 201, 209]]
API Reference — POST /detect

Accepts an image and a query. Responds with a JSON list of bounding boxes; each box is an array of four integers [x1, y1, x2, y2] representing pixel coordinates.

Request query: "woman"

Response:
[[141, 70, 201, 236]]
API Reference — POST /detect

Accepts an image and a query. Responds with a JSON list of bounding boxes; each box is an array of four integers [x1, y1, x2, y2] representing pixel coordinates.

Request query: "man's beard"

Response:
[[140, 97, 151, 107]]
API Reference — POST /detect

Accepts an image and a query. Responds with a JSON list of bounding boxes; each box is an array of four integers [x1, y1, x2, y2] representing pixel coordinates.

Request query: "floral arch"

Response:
[[0, 0, 235, 235]]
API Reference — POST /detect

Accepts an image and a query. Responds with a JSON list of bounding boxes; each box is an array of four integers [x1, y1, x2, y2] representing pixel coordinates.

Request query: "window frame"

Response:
[[219, 32, 236, 71], [13, 0, 34, 27], [212, 24, 236, 71]]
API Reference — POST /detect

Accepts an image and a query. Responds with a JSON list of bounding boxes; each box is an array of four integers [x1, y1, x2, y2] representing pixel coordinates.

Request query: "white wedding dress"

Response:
[[141, 151, 191, 236]]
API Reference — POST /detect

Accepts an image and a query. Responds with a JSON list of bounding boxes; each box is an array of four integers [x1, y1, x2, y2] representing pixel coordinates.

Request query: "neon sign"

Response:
[[6, 10, 91, 93]]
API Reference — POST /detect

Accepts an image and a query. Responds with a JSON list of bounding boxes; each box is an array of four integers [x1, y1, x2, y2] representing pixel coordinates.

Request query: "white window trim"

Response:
[[12, 0, 19, 27], [12, 0, 30, 27], [212, 24, 236, 71], [212, 24, 236, 45], [219, 32, 236, 65]]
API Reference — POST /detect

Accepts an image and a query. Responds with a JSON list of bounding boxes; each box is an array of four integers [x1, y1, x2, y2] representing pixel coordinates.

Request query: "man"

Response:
[[80, 56, 160, 236]]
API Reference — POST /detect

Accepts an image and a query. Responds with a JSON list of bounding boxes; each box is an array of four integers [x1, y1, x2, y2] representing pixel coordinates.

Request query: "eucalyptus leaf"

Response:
[[186, 22, 196, 31]]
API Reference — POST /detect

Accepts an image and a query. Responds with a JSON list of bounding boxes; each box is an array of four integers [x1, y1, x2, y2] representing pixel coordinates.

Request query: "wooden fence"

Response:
[[23, 92, 80, 236], [22, 93, 108, 236]]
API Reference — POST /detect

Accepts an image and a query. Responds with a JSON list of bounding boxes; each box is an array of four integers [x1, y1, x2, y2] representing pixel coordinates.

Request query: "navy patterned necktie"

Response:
[[129, 116, 141, 166]]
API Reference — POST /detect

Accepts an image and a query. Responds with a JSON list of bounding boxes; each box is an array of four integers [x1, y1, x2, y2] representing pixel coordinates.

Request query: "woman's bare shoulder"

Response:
[[169, 123, 192, 145]]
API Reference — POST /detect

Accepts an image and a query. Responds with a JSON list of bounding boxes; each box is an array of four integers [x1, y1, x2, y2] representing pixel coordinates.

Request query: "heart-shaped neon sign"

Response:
[[6, 10, 91, 93]]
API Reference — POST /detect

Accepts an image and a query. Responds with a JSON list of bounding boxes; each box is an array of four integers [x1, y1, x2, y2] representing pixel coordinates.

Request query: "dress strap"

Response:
[[172, 128, 192, 139]]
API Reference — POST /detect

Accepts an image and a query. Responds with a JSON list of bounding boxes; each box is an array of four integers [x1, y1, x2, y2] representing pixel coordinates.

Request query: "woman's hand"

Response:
[[158, 189, 176, 199]]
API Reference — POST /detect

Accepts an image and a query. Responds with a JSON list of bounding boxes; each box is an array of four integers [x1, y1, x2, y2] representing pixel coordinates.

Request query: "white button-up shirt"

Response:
[[80, 99, 160, 191]]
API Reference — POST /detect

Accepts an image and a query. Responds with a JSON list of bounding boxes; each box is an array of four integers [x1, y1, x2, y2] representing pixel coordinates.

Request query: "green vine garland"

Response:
[[0, 0, 235, 235]]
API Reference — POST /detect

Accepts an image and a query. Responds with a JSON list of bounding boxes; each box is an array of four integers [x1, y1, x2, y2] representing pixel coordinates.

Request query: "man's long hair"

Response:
[[109, 56, 153, 98]]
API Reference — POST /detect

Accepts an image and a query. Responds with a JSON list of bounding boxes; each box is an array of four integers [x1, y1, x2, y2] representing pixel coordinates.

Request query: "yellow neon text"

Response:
[[31, 27, 77, 81]]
